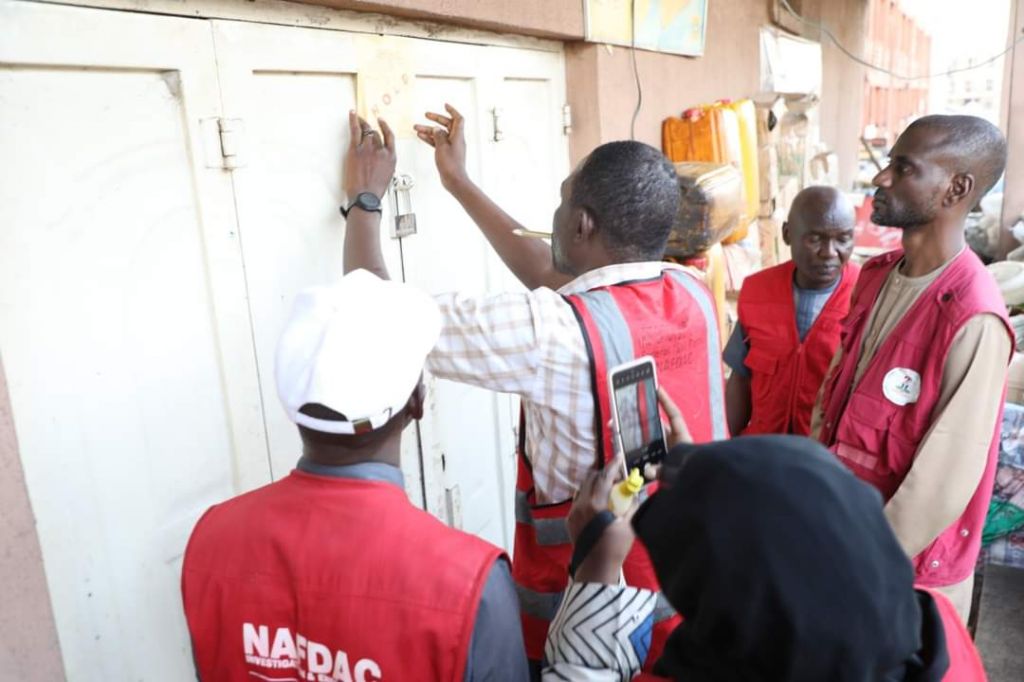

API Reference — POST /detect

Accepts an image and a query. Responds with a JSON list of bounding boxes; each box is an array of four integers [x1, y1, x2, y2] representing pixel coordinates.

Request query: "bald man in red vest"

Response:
[[724, 186, 859, 436]]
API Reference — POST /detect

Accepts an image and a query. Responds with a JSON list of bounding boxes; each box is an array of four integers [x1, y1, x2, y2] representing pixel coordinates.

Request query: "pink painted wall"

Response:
[[302, 0, 584, 39], [300, 0, 868, 184], [0, 355, 64, 679]]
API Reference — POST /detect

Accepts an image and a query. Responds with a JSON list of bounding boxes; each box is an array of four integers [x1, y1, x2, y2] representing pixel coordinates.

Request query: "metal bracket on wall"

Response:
[[562, 104, 573, 135]]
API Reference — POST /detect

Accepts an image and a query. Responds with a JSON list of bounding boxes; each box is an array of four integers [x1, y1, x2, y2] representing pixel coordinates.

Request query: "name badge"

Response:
[[883, 367, 921, 406]]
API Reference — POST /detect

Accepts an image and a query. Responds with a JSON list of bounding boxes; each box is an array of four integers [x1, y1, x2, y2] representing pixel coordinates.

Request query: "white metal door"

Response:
[[210, 22, 569, 550], [207, 20, 438, 508], [0, 2, 569, 677], [0, 1, 269, 679], [401, 41, 570, 549]]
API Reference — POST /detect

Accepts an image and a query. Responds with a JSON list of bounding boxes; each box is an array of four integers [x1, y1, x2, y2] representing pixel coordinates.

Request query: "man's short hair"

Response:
[[570, 141, 680, 261], [906, 114, 1007, 199]]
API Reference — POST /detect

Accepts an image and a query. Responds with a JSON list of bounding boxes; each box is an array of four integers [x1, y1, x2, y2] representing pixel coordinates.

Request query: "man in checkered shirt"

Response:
[[344, 106, 725, 674]]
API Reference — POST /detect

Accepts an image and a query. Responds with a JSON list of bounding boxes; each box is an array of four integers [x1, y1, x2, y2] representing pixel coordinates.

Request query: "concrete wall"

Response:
[[816, 0, 869, 189], [301, 0, 584, 39], [565, 0, 773, 162], [302, 0, 869, 183], [0, 355, 65, 680]]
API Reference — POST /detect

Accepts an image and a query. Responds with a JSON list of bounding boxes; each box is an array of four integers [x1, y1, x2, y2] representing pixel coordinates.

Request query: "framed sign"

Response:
[[584, 0, 709, 57]]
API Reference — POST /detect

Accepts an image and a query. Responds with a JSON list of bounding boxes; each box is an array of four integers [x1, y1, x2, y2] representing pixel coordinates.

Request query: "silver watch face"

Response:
[[357, 192, 381, 210]]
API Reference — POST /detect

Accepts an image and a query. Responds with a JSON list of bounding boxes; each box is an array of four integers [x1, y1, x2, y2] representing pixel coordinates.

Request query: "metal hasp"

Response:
[[390, 173, 417, 239]]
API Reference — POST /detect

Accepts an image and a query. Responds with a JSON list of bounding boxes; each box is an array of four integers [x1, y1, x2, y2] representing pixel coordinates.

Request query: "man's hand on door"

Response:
[[342, 111, 394, 280], [414, 103, 469, 193], [344, 110, 396, 201]]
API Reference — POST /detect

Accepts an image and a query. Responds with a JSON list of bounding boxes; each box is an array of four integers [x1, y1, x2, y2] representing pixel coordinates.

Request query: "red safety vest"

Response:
[[182, 470, 502, 682], [737, 260, 860, 435], [513, 268, 727, 663], [819, 248, 1011, 587], [633, 588, 986, 681]]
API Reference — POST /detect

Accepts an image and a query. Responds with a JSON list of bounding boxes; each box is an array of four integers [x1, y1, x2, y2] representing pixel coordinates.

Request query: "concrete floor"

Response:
[[975, 564, 1024, 680]]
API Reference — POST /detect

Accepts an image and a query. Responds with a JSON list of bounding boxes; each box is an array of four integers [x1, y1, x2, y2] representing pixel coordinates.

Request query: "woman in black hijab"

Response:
[[550, 432, 985, 681]]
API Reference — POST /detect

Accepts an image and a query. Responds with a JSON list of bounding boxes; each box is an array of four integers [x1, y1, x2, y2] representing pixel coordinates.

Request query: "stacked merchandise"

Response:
[[663, 100, 763, 338], [664, 162, 745, 343], [662, 99, 759, 245], [754, 95, 786, 267], [984, 403, 1024, 569], [981, 266, 1024, 568]]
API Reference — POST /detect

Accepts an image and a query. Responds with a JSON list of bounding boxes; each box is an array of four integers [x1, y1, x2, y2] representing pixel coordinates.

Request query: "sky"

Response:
[[899, 0, 1014, 119]]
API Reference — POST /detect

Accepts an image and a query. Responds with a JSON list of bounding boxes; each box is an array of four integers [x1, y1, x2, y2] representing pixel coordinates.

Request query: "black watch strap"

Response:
[[340, 192, 382, 218]]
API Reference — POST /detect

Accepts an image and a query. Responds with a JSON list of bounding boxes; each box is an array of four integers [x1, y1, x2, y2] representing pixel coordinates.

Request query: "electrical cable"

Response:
[[630, 0, 643, 140], [779, 0, 1024, 82]]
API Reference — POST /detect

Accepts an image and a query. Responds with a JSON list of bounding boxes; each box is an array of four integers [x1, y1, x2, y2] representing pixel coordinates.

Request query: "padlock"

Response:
[[390, 174, 417, 239]]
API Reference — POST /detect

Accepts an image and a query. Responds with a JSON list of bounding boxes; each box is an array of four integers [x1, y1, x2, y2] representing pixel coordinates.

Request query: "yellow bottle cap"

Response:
[[620, 468, 644, 496]]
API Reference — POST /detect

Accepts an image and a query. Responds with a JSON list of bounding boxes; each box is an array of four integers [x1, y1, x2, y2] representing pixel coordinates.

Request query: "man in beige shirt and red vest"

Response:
[[814, 114, 1012, 621]]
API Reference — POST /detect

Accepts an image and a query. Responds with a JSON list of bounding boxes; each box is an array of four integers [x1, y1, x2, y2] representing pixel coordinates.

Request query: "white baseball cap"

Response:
[[275, 269, 441, 435]]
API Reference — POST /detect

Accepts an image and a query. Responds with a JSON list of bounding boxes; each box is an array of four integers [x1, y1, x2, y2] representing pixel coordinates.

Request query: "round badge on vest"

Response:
[[883, 368, 922, 406]]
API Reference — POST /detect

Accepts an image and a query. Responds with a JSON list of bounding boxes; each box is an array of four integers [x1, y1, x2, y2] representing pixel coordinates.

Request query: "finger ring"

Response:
[[362, 129, 376, 137]]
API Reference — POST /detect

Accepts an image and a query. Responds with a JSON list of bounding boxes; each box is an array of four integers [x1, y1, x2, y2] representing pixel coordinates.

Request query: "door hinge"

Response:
[[201, 117, 246, 170], [491, 107, 504, 142], [562, 104, 573, 136]]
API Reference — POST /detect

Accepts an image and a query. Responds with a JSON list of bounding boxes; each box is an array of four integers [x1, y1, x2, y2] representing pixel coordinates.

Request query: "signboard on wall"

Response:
[[759, 26, 822, 94], [584, 0, 709, 56]]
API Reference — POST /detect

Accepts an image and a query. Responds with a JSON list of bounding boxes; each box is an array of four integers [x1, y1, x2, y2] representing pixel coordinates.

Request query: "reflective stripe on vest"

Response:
[[666, 270, 727, 439], [572, 270, 726, 442], [513, 268, 720, 664], [514, 487, 653, 546]]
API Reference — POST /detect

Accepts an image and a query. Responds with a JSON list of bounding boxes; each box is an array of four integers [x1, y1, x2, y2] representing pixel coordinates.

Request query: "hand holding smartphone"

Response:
[[608, 356, 668, 478]]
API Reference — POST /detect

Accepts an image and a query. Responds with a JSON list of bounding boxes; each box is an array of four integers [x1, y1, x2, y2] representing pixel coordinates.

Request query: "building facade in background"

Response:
[[943, 55, 1004, 118], [862, 0, 932, 145]]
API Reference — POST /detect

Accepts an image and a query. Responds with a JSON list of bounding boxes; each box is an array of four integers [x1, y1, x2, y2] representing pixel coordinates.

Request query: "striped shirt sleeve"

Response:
[[542, 581, 656, 682]]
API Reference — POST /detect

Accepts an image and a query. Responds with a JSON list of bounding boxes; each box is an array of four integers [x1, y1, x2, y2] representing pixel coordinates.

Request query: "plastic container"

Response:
[[608, 468, 644, 516], [666, 162, 744, 258], [710, 103, 744, 176], [722, 99, 760, 240], [663, 107, 719, 163], [664, 103, 750, 245]]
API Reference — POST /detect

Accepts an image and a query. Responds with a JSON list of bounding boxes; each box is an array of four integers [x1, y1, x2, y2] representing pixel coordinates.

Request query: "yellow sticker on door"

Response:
[[356, 35, 415, 137], [883, 367, 921, 406]]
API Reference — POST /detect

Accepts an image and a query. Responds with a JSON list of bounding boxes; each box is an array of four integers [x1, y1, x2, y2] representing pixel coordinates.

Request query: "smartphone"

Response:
[[608, 356, 668, 475]]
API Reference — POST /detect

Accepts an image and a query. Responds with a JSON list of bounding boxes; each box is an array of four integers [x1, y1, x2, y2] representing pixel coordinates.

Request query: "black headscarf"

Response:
[[632, 435, 950, 682]]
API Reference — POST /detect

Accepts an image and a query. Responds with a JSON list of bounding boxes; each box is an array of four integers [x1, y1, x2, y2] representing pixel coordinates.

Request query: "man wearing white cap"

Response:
[[180, 270, 529, 681]]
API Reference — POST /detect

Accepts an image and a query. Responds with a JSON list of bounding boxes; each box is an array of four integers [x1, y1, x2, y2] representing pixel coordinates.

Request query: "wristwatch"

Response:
[[340, 192, 382, 218]]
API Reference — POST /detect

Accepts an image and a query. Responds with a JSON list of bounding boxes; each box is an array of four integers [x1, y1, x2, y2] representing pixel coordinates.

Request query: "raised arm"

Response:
[[342, 111, 397, 279], [414, 104, 572, 291]]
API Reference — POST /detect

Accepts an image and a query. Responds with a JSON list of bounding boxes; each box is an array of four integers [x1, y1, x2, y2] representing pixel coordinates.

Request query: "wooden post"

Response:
[[999, 0, 1024, 259]]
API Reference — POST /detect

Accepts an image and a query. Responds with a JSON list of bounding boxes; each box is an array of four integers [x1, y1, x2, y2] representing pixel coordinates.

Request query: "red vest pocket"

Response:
[[744, 347, 779, 375]]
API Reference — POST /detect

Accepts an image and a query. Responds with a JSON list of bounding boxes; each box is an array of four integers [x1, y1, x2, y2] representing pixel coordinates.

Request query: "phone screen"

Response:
[[611, 360, 667, 472]]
